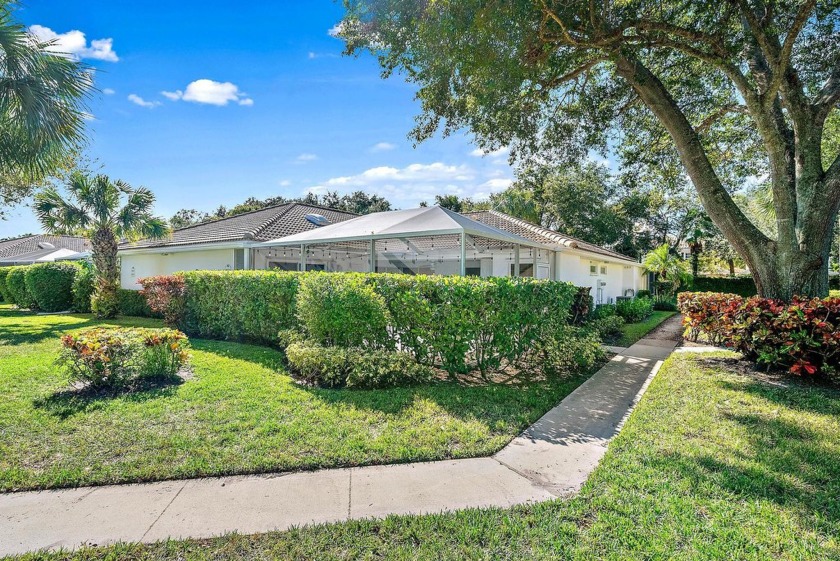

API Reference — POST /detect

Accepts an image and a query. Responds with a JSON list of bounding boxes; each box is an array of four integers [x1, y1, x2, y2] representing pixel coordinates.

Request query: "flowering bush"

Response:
[[58, 327, 190, 388], [679, 292, 840, 376], [139, 275, 186, 326]]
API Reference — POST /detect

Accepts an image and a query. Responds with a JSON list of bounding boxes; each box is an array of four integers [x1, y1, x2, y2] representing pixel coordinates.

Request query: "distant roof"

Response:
[[0, 235, 91, 265], [259, 206, 550, 249], [122, 203, 358, 249], [462, 210, 639, 263]]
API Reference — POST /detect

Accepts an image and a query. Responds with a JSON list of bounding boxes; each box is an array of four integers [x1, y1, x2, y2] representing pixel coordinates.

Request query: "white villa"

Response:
[[119, 203, 648, 304]]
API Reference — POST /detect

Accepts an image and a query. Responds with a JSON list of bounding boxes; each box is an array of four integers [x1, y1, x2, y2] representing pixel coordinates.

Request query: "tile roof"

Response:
[[0, 235, 91, 262], [462, 210, 639, 263], [122, 203, 358, 249]]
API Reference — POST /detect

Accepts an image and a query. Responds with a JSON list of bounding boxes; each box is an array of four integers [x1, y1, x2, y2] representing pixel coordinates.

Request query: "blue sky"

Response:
[[2, 1, 514, 238]]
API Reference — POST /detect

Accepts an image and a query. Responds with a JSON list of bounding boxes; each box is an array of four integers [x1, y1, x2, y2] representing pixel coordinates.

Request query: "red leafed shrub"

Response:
[[679, 292, 840, 377], [139, 275, 186, 327]]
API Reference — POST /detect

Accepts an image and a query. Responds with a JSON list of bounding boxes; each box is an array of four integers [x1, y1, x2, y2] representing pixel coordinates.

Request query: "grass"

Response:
[[0, 306, 592, 492], [612, 310, 677, 347], [15, 351, 840, 560]]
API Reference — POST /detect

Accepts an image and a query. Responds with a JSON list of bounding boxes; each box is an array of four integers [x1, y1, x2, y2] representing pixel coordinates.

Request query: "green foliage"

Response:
[[539, 326, 606, 378], [587, 315, 626, 340], [5, 266, 36, 309], [591, 304, 616, 319], [285, 342, 434, 389], [58, 327, 190, 389], [117, 289, 156, 318], [643, 244, 691, 298], [0, 267, 12, 302], [71, 264, 95, 312], [23, 262, 78, 313], [636, 289, 651, 299], [180, 271, 301, 343], [297, 273, 391, 348], [34, 172, 169, 319], [615, 298, 654, 323], [0, 3, 92, 211], [688, 276, 757, 297], [652, 298, 679, 312]]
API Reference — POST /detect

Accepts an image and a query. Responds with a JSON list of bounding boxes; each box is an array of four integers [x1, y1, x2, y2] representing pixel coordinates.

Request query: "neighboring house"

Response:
[[120, 204, 647, 304], [0, 235, 91, 266], [118, 203, 358, 289]]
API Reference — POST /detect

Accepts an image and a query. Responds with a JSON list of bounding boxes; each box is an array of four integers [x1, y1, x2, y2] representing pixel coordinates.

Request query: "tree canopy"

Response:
[[340, 0, 840, 299]]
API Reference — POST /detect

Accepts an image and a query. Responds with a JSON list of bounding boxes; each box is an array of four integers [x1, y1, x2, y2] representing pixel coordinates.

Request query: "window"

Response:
[[600, 265, 607, 275], [465, 266, 481, 277], [234, 249, 245, 270], [590, 262, 598, 276], [511, 263, 534, 277]]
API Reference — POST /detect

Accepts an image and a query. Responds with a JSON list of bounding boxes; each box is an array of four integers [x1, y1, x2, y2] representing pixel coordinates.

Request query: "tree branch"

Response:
[[814, 65, 840, 124], [613, 53, 771, 268]]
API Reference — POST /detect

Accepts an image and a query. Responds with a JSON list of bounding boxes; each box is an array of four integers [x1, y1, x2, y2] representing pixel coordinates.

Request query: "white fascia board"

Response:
[[556, 246, 641, 266], [118, 241, 251, 256], [258, 229, 553, 251]]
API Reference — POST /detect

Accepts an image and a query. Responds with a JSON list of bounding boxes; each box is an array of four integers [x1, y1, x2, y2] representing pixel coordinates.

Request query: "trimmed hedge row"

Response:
[[679, 291, 840, 376], [687, 276, 757, 297], [140, 271, 579, 378], [25, 263, 79, 312], [0, 267, 12, 303], [6, 267, 37, 310]]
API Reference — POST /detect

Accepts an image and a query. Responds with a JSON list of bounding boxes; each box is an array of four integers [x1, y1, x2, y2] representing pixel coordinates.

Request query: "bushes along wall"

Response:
[[6, 266, 37, 309], [24, 262, 79, 312]]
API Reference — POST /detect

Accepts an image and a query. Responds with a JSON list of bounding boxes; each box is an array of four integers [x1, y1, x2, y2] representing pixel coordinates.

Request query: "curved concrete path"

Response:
[[0, 317, 684, 556]]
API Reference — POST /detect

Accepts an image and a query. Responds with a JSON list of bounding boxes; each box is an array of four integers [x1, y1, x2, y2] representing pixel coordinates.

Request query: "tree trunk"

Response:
[[728, 259, 735, 277], [91, 228, 119, 318]]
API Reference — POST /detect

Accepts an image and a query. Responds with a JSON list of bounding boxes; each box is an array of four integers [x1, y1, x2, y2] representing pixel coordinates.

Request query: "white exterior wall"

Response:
[[555, 250, 646, 305], [120, 248, 235, 290]]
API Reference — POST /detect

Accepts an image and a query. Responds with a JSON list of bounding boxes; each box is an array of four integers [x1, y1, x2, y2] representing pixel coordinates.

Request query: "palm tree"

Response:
[[643, 244, 690, 299], [34, 172, 169, 318], [0, 2, 92, 210]]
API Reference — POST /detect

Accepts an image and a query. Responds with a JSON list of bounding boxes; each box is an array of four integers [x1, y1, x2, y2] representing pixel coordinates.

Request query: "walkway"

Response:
[[0, 317, 684, 556]]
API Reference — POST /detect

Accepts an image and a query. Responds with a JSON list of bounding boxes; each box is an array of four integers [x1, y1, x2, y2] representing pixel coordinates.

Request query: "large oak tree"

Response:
[[339, 0, 840, 299]]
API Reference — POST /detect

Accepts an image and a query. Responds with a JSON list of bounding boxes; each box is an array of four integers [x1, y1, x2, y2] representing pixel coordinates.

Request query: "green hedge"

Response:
[[686, 276, 757, 297], [117, 289, 158, 318], [180, 270, 302, 343], [0, 267, 12, 303], [24, 262, 79, 312], [72, 265, 95, 313], [6, 266, 37, 309], [142, 271, 578, 377]]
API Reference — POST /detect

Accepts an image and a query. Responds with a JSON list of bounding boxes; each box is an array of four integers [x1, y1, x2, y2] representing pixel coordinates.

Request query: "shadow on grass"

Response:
[[0, 309, 163, 346], [33, 375, 185, 420]]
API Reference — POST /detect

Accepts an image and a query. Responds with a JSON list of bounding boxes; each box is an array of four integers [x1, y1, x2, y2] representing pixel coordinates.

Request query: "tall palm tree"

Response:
[[0, 2, 92, 212], [34, 172, 169, 318]]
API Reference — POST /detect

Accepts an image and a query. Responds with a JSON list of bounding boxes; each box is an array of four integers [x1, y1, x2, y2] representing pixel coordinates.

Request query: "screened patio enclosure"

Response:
[[255, 206, 555, 278]]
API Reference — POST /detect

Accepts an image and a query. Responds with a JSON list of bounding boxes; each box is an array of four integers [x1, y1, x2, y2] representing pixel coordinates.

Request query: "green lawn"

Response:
[[16, 351, 839, 560], [613, 310, 677, 347], [0, 306, 591, 492]]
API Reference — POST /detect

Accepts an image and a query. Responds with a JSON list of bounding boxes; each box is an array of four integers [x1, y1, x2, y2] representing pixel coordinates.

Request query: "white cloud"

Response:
[[29, 24, 119, 62], [370, 142, 396, 153], [162, 79, 253, 106], [305, 161, 514, 207], [279, 179, 292, 187], [127, 94, 161, 108], [469, 146, 509, 159], [296, 153, 318, 163], [102, 88, 115, 95], [328, 23, 343, 37]]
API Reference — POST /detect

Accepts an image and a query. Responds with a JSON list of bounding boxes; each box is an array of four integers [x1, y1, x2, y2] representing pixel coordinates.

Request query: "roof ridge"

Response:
[[481, 210, 637, 262], [251, 204, 297, 239], [168, 202, 295, 234]]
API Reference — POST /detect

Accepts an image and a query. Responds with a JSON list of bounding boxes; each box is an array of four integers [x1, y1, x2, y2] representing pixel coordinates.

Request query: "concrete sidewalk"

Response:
[[0, 317, 683, 556]]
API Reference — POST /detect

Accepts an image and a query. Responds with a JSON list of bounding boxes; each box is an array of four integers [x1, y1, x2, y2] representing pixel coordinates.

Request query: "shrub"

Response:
[[570, 286, 593, 324], [286, 341, 435, 389], [91, 280, 119, 319], [6, 266, 37, 309], [72, 265, 95, 313], [588, 315, 625, 339], [616, 297, 654, 323], [679, 292, 840, 376], [24, 262, 79, 312], [117, 289, 157, 317], [297, 273, 391, 348], [653, 298, 679, 312], [687, 276, 757, 297], [0, 267, 13, 303], [539, 325, 606, 377], [139, 275, 187, 327], [636, 289, 652, 299], [157, 271, 301, 343], [58, 327, 190, 388], [592, 303, 616, 319]]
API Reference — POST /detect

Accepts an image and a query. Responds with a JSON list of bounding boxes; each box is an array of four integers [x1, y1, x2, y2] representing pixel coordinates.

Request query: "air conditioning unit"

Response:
[[598, 280, 607, 287]]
